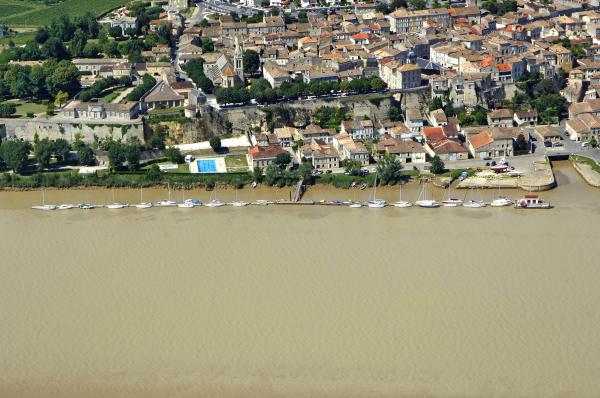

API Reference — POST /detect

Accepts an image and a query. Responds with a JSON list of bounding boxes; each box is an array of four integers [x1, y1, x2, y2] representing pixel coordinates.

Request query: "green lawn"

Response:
[[225, 154, 249, 172], [101, 88, 125, 103], [13, 102, 46, 117], [0, 0, 128, 27], [159, 163, 191, 174], [571, 155, 600, 174], [0, 32, 35, 46]]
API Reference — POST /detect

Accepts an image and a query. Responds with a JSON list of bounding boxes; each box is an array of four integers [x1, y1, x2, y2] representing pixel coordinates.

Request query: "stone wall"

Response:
[[0, 117, 144, 143]]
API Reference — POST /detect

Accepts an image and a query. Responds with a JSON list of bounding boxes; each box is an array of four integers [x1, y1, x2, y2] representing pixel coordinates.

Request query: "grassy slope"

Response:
[[0, 0, 128, 26]]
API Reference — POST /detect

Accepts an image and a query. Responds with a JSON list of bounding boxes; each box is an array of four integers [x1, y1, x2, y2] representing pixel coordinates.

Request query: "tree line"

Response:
[[214, 76, 387, 105]]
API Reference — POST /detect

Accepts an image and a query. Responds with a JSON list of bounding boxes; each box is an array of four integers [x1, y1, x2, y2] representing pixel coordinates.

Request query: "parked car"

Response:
[[483, 156, 492, 161], [544, 141, 552, 148], [552, 141, 564, 147], [581, 142, 590, 149]]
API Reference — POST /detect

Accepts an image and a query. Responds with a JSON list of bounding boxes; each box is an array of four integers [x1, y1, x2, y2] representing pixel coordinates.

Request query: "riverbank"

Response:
[[571, 155, 600, 187], [457, 156, 556, 191]]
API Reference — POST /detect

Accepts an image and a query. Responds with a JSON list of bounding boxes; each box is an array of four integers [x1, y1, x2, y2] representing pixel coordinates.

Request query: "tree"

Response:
[[377, 155, 403, 185], [148, 126, 167, 149], [409, 0, 427, 10], [34, 137, 54, 170], [251, 166, 263, 184], [0, 103, 17, 117], [70, 28, 88, 58], [125, 143, 141, 171], [107, 141, 126, 171], [589, 136, 598, 148], [77, 145, 96, 166], [209, 136, 222, 153], [54, 91, 69, 108], [298, 161, 313, 183], [108, 26, 123, 39], [340, 158, 361, 175], [430, 155, 445, 174], [429, 96, 444, 111], [45, 60, 81, 97], [41, 37, 70, 60], [274, 152, 291, 167], [52, 139, 70, 162], [165, 147, 184, 163], [0, 140, 30, 173], [201, 38, 214, 52], [243, 50, 260, 75], [388, 106, 402, 122]]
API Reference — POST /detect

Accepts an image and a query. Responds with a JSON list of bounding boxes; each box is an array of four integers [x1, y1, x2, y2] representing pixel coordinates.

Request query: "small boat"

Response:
[[136, 187, 152, 209], [230, 188, 248, 207], [184, 199, 202, 206], [32, 204, 57, 211], [463, 200, 486, 208], [490, 197, 513, 207], [415, 182, 438, 208], [57, 204, 74, 210], [251, 181, 257, 188], [359, 183, 367, 190], [107, 203, 128, 209], [32, 190, 56, 211], [442, 198, 463, 207], [491, 164, 509, 173], [507, 170, 523, 177], [349, 202, 363, 208], [251, 200, 270, 206], [415, 200, 439, 208], [350, 181, 356, 188], [205, 200, 225, 207], [177, 202, 195, 208], [367, 200, 387, 208], [79, 203, 95, 210], [106, 188, 127, 209], [157, 183, 176, 206], [367, 172, 386, 208], [328, 200, 342, 206], [393, 183, 412, 207], [514, 195, 553, 209]]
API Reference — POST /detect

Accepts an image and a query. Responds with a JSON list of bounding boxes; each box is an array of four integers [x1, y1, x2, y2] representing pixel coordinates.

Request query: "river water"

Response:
[[1, 161, 600, 398]]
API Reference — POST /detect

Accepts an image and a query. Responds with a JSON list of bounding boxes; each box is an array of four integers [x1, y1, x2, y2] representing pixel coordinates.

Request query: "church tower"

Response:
[[234, 37, 244, 83]]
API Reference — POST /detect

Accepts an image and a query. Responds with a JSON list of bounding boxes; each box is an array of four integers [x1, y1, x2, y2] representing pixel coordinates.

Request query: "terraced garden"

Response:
[[0, 0, 128, 27]]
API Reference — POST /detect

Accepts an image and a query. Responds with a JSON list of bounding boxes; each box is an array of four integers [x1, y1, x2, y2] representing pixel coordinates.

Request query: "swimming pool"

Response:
[[197, 159, 217, 173]]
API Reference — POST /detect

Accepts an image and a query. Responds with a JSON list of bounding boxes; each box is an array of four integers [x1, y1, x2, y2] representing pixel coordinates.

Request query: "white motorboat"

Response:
[[177, 202, 195, 208], [415, 199, 440, 208], [463, 200, 486, 208], [441, 198, 463, 207], [32, 204, 57, 211], [79, 203, 95, 210], [57, 204, 74, 210], [349, 202, 363, 208], [507, 170, 523, 177], [205, 200, 225, 207], [367, 200, 387, 208], [490, 197, 513, 207], [251, 200, 270, 206], [251, 181, 257, 188], [514, 195, 552, 209]]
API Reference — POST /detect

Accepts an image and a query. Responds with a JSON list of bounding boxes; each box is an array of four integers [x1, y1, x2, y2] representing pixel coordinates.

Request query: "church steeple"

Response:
[[234, 37, 244, 82]]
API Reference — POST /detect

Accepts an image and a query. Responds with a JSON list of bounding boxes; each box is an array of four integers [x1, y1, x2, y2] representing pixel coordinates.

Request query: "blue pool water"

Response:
[[197, 159, 217, 173]]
